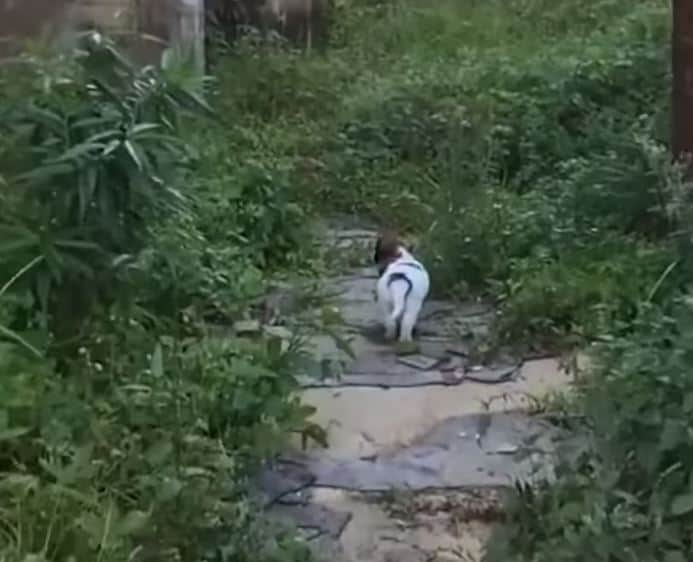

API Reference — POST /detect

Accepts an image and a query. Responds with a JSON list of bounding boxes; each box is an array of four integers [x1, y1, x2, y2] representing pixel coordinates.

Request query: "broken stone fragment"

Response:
[[490, 443, 520, 455], [233, 319, 261, 335], [396, 354, 440, 370], [263, 325, 293, 340]]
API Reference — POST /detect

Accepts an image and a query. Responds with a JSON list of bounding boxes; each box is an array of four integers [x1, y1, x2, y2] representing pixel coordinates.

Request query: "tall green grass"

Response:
[[208, 0, 675, 347]]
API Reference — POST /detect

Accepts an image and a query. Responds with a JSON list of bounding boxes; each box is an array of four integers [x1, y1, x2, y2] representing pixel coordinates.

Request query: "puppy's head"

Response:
[[373, 231, 402, 276]]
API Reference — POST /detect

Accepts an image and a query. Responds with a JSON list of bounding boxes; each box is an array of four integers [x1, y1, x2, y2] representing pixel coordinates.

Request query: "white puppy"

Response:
[[373, 233, 430, 342]]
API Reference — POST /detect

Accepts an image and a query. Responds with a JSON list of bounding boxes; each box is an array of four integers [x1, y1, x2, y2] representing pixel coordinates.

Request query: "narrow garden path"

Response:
[[259, 219, 577, 562]]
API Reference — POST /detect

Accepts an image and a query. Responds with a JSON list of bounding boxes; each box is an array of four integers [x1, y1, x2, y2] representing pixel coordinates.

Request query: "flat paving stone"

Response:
[[330, 275, 379, 302], [268, 412, 566, 492], [298, 371, 458, 389], [327, 228, 377, 240], [297, 366, 518, 390]]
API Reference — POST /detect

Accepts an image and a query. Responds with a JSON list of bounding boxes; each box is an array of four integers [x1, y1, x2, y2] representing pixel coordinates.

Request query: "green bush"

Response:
[[131, 209, 265, 322], [414, 3, 673, 344], [423, 121, 681, 344], [0, 35, 318, 562], [212, 37, 351, 122], [485, 301, 693, 562], [0, 320, 315, 561], [193, 147, 313, 270], [0, 33, 206, 348]]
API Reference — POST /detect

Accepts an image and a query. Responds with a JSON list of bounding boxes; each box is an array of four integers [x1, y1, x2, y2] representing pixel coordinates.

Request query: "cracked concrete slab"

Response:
[[296, 358, 570, 456]]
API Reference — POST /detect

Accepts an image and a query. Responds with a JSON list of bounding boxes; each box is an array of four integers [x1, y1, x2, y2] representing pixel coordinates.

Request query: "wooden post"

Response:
[[672, 0, 693, 279], [306, 0, 312, 53], [672, 0, 693, 168], [164, 0, 205, 74]]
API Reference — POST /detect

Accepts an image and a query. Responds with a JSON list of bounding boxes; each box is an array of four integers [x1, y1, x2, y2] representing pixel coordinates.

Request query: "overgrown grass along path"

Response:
[[203, 0, 674, 350]]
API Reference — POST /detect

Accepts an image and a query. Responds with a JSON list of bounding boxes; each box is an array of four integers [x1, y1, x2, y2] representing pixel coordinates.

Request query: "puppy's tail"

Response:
[[388, 274, 412, 324]]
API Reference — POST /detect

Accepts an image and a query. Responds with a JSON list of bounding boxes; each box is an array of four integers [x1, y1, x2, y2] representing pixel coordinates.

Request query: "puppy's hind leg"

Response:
[[387, 281, 409, 341], [384, 316, 397, 341], [399, 299, 423, 343], [378, 296, 396, 340]]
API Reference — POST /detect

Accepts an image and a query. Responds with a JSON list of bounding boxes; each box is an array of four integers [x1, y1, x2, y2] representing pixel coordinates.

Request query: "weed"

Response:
[[486, 302, 693, 562]]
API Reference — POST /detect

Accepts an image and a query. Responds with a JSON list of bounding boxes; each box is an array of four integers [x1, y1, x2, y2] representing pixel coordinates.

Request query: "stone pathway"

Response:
[[257, 220, 575, 562]]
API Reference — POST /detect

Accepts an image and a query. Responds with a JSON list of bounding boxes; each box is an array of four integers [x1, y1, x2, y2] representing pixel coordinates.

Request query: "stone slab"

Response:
[[297, 362, 517, 390], [274, 413, 563, 492]]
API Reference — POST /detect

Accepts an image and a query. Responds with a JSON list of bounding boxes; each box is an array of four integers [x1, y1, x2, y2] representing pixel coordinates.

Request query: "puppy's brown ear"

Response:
[[375, 231, 400, 264]]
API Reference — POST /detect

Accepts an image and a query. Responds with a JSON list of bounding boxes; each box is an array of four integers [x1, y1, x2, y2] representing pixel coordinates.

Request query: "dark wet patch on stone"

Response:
[[268, 502, 353, 540], [257, 459, 315, 506]]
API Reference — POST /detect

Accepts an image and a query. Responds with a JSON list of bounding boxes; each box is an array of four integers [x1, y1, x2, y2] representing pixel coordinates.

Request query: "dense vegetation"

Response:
[[0, 34, 318, 562], [1, 0, 691, 560], [214, 0, 679, 350]]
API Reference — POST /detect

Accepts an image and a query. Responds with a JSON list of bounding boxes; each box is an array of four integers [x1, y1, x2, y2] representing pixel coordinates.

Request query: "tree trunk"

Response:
[[672, 0, 693, 172]]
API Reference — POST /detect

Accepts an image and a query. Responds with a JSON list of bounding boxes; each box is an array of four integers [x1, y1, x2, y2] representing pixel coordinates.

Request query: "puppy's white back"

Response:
[[378, 248, 430, 300], [377, 248, 430, 341]]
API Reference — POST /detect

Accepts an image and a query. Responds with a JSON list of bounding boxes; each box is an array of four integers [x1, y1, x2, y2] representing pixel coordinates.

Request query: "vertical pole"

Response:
[[174, 0, 205, 74], [672, 0, 693, 168], [306, 0, 313, 53], [672, 1, 693, 279]]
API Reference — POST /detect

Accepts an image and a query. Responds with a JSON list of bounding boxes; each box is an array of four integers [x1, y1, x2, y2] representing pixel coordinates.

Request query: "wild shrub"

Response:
[[0, 33, 207, 348], [191, 137, 314, 270], [485, 301, 693, 562], [211, 35, 350, 122], [480, 38, 668, 193], [417, 3, 673, 344], [0, 35, 318, 562], [0, 317, 315, 561]]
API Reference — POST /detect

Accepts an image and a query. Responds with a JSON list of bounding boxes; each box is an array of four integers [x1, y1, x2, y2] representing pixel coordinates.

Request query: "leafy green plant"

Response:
[[486, 301, 693, 562], [196, 158, 313, 269], [0, 33, 320, 562], [0, 32, 208, 347], [0, 301, 318, 561], [0, 257, 45, 357]]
